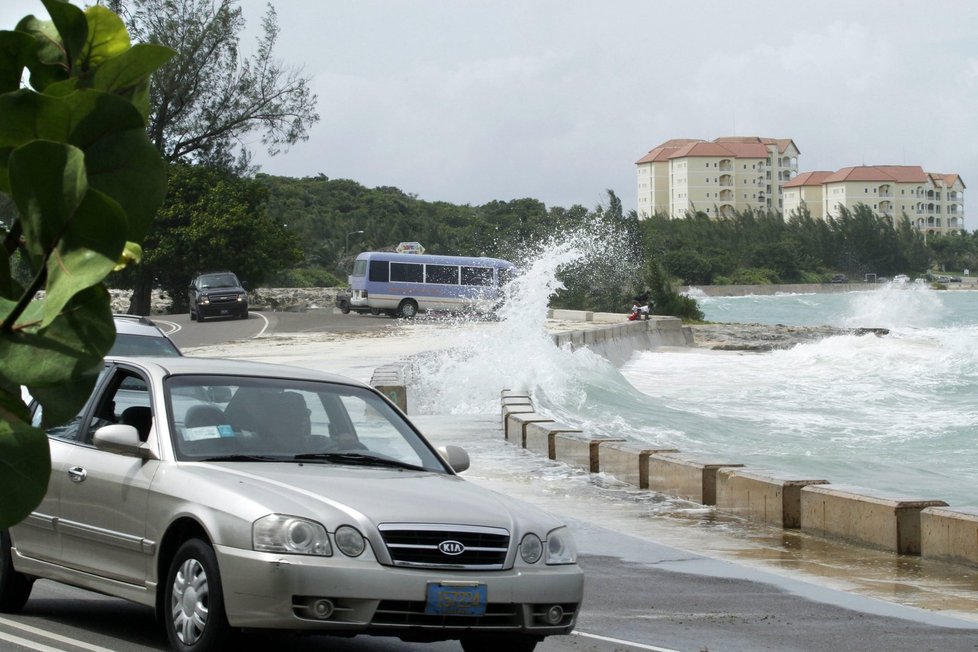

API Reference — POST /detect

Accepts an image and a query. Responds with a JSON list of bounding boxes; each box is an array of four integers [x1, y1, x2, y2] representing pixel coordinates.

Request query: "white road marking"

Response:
[[153, 319, 180, 335], [572, 630, 682, 652], [253, 311, 270, 337], [0, 617, 117, 652]]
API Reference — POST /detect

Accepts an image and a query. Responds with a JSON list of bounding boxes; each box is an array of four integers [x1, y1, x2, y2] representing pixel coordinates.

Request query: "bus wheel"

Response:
[[397, 300, 418, 319]]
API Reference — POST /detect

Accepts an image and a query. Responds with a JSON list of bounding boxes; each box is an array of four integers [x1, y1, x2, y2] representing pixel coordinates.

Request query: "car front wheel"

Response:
[[165, 539, 231, 652], [0, 531, 32, 613]]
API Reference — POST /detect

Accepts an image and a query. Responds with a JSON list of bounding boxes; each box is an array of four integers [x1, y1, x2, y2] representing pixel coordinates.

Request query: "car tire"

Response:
[[165, 539, 231, 652], [461, 634, 540, 652], [370, 307, 381, 316], [0, 531, 33, 613], [339, 299, 350, 314], [240, 309, 249, 320], [397, 300, 418, 319]]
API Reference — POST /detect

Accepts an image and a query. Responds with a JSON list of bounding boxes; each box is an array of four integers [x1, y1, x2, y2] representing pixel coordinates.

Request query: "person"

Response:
[[627, 299, 649, 321]]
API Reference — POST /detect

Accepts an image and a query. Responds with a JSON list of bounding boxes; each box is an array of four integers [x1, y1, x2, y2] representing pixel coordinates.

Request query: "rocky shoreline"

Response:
[[688, 323, 887, 351]]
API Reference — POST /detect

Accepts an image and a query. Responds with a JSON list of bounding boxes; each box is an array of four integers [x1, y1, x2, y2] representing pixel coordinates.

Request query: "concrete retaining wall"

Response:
[[493, 386, 972, 570], [548, 315, 692, 366]]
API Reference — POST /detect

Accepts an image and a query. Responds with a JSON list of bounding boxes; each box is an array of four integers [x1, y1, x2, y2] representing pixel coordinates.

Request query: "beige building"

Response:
[[783, 165, 965, 236], [635, 136, 799, 218]]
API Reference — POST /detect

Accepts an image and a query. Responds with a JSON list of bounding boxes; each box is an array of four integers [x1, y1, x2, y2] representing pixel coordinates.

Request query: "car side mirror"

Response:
[[437, 445, 470, 473], [94, 424, 158, 460]]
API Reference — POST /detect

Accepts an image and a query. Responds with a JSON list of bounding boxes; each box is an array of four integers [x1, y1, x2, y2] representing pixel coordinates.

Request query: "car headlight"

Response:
[[545, 527, 577, 565], [199, 295, 210, 305], [334, 525, 366, 557], [519, 533, 543, 564], [254, 514, 331, 556]]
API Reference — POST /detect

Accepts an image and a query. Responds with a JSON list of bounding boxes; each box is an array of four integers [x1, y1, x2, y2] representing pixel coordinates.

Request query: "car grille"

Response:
[[378, 524, 510, 569], [208, 293, 240, 305]]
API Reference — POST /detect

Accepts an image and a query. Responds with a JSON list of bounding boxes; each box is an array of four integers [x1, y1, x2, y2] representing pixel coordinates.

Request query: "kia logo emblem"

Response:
[[438, 540, 465, 555]]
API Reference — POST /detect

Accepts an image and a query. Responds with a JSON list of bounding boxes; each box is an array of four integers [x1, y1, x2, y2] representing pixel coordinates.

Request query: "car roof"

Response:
[[105, 356, 366, 387]]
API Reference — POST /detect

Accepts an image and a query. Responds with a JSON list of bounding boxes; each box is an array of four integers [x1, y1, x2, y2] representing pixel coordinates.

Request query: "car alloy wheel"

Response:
[[165, 539, 230, 651]]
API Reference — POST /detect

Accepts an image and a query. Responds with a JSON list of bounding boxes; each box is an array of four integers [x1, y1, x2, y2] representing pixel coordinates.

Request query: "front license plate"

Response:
[[425, 583, 487, 616]]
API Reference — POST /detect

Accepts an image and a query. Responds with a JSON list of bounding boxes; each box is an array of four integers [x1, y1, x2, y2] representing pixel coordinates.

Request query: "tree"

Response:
[[0, 0, 172, 526], [144, 164, 302, 311], [111, 0, 320, 312]]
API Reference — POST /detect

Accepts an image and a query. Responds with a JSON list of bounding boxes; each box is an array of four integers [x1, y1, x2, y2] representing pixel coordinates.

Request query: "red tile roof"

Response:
[[823, 165, 928, 184], [928, 172, 965, 189], [784, 171, 833, 188]]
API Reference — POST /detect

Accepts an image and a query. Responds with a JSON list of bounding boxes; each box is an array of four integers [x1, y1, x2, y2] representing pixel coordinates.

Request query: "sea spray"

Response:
[[410, 226, 644, 417]]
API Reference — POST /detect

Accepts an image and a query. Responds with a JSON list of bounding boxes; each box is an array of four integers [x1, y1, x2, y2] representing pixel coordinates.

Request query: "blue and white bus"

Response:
[[348, 252, 515, 318]]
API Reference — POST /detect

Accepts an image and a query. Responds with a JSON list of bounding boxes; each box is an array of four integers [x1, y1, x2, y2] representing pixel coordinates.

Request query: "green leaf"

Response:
[[43, 189, 127, 326], [0, 30, 33, 95], [78, 6, 130, 71], [41, 0, 88, 74], [90, 43, 176, 120], [9, 140, 88, 262], [0, 286, 113, 406], [0, 414, 51, 528], [15, 13, 69, 92], [0, 89, 168, 238]]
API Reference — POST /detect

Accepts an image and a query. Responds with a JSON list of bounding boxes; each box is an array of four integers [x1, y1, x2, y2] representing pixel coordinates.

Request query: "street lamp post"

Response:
[[345, 230, 364, 255]]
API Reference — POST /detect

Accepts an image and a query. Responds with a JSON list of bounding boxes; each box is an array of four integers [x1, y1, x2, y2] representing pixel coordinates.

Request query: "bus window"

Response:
[[368, 260, 389, 282], [391, 262, 423, 283], [461, 266, 493, 286], [426, 264, 459, 285], [352, 259, 367, 277]]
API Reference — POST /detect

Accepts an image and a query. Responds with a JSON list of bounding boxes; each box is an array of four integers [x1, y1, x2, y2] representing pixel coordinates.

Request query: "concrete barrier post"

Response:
[[920, 506, 978, 568], [800, 484, 948, 554], [504, 412, 556, 444], [648, 453, 744, 505], [599, 442, 679, 489], [553, 432, 625, 473], [715, 468, 829, 528], [524, 422, 583, 459]]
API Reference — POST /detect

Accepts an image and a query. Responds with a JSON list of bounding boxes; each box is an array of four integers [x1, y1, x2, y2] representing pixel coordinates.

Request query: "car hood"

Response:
[[166, 462, 559, 534]]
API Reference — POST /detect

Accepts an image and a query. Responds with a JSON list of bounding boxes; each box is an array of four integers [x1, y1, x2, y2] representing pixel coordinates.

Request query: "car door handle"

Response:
[[68, 466, 88, 483]]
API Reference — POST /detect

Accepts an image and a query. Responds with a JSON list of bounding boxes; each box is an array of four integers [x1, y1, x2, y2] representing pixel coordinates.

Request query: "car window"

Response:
[[85, 371, 153, 444], [166, 376, 444, 471], [199, 274, 238, 289], [110, 333, 181, 357]]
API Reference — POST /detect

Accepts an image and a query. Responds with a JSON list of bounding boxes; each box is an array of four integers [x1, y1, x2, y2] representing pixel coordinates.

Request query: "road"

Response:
[[3, 310, 975, 651]]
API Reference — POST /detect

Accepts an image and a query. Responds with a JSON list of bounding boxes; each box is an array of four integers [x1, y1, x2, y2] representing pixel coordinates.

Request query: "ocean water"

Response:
[[411, 256, 978, 508]]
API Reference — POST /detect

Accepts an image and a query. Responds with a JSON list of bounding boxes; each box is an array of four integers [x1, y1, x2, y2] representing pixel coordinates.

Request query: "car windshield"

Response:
[[110, 333, 182, 357], [200, 274, 238, 288], [165, 375, 446, 472]]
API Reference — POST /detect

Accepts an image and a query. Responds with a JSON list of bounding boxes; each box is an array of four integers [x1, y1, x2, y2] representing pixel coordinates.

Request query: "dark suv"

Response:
[[188, 271, 249, 321]]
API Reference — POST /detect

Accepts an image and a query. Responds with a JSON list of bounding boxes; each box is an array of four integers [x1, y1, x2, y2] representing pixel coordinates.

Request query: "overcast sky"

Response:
[[5, 1, 978, 229]]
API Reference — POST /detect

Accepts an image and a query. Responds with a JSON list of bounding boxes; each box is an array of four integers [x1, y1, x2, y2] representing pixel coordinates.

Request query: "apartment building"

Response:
[[783, 165, 965, 236], [635, 136, 799, 218]]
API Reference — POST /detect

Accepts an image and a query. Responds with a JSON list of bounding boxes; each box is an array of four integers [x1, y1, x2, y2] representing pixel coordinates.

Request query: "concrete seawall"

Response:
[[373, 312, 978, 570]]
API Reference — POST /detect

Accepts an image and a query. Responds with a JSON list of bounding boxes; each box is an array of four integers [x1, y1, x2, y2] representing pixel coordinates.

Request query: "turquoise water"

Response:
[[619, 285, 978, 507], [412, 249, 978, 508]]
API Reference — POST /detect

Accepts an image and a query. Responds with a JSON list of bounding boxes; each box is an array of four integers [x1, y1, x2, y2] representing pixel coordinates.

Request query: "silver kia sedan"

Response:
[[3, 357, 583, 651]]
